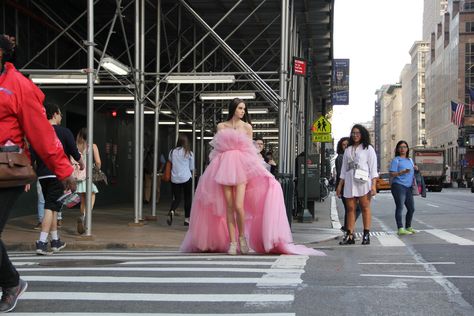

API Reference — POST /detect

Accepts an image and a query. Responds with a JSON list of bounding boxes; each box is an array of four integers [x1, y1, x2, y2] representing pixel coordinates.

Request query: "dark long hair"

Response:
[[226, 98, 251, 124], [348, 124, 370, 149], [176, 134, 191, 157], [0, 35, 16, 65], [394, 140, 410, 157], [336, 137, 350, 155]]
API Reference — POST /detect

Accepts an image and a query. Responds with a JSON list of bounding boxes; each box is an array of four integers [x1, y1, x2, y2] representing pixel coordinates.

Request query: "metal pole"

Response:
[[138, 0, 145, 221], [85, 0, 95, 235], [301, 47, 312, 223], [192, 22, 196, 198], [175, 4, 181, 144], [278, 0, 288, 173], [151, 0, 161, 216], [133, 0, 140, 224]]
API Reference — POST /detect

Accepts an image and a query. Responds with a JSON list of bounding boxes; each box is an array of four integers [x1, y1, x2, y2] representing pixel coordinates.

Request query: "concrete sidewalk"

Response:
[[3, 195, 341, 252]]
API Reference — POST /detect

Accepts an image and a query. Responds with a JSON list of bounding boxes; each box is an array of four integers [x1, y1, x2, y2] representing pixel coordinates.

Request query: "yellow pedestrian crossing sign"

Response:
[[311, 116, 331, 134], [311, 116, 332, 143]]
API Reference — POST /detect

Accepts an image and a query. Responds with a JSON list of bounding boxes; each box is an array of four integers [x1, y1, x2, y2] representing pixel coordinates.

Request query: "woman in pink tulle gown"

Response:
[[180, 98, 324, 256]]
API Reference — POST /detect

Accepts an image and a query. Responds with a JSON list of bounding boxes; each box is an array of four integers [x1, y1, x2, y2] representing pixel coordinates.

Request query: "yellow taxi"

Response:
[[376, 172, 391, 192]]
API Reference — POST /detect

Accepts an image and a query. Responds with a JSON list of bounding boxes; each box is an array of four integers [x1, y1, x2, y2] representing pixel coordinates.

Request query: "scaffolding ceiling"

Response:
[[4, 0, 333, 117]]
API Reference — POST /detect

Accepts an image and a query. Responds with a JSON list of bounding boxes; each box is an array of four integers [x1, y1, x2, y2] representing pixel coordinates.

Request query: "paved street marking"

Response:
[[372, 234, 406, 247], [22, 275, 303, 285], [469, 228, 474, 232], [18, 267, 304, 273], [359, 262, 455, 265], [361, 274, 474, 279], [257, 255, 307, 287], [425, 229, 474, 245], [22, 292, 294, 302], [331, 195, 342, 229], [13, 314, 295, 316], [11, 255, 279, 261], [119, 260, 275, 266], [426, 203, 440, 208]]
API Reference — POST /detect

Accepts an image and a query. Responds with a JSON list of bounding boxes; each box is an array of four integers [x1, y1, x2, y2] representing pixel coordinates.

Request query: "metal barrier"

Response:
[[276, 173, 294, 227]]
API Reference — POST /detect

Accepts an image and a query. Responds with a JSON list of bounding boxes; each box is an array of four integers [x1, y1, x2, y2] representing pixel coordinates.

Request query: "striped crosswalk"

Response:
[[10, 251, 309, 315], [350, 228, 474, 247]]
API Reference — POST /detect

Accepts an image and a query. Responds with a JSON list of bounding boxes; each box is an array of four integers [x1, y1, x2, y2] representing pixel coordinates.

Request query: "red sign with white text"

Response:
[[293, 57, 307, 76]]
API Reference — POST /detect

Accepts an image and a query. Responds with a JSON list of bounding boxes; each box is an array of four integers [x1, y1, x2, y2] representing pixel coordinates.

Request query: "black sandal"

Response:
[[166, 210, 174, 226], [339, 231, 355, 245]]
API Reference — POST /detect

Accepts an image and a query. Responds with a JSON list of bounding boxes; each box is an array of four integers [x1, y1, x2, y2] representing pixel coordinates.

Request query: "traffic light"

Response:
[[111, 110, 117, 117]]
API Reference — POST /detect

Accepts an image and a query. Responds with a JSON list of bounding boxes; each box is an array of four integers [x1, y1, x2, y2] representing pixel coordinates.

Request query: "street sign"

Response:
[[311, 116, 331, 134], [293, 57, 307, 76], [312, 134, 332, 143], [311, 115, 332, 143]]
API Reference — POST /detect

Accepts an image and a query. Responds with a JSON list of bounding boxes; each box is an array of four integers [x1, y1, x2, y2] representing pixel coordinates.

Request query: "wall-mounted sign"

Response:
[[293, 57, 307, 76], [332, 59, 350, 105]]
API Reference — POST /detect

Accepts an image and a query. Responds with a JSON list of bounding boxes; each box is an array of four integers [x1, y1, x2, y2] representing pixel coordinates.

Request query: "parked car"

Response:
[[376, 172, 391, 193]]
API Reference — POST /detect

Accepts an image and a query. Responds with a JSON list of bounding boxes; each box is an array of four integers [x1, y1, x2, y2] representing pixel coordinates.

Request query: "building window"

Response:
[[466, 21, 474, 32]]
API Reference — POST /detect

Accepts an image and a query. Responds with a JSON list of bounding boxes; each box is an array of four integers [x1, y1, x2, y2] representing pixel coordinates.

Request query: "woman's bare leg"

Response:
[[234, 183, 246, 237], [345, 197, 357, 233], [223, 186, 236, 243], [358, 194, 372, 230]]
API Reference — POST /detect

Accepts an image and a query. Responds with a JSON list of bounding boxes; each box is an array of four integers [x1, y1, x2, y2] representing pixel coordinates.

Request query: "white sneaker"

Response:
[[227, 242, 238, 255], [239, 236, 249, 254]]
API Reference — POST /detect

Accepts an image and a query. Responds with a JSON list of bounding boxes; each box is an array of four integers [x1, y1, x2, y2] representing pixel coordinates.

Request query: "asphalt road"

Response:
[[6, 188, 474, 316]]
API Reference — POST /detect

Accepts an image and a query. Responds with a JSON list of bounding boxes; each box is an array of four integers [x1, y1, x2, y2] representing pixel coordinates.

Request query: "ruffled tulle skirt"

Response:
[[180, 129, 324, 256]]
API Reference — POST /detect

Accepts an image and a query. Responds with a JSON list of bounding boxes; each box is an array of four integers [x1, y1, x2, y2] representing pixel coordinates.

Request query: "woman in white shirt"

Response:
[[167, 134, 194, 226], [336, 124, 378, 245]]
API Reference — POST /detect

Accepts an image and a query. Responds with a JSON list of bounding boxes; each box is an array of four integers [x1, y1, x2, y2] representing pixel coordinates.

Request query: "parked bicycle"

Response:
[[319, 177, 330, 201]]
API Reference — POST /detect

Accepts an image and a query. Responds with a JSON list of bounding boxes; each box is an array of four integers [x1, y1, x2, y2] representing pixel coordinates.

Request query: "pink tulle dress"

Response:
[[180, 129, 325, 256]]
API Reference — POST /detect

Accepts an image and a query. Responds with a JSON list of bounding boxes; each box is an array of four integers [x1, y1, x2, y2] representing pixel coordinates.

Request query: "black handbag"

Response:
[[92, 167, 108, 185]]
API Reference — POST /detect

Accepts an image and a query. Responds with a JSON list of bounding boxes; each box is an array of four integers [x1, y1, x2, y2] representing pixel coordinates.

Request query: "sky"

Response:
[[332, 0, 424, 143]]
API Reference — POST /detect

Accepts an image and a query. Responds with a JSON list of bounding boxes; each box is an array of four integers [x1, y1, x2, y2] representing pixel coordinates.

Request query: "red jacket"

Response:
[[0, 62, 73, 180]]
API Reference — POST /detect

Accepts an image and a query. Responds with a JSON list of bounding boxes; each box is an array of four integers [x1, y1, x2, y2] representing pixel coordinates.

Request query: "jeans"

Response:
[[37, 180, 45, 222], [391, 182, 415, 229], [0, 186, 23, 288], [170, 178, 192, 218]]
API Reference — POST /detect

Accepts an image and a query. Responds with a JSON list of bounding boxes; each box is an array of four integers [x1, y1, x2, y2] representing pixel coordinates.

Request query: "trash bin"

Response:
[[276, 173, 294, 227]]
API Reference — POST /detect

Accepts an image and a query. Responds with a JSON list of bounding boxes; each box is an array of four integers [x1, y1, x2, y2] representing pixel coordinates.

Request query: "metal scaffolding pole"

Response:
[[138, 0, 146, 221], [151, 0, 161, 217], [133, 0, 141, 224], [85, 0, 95, 236], [278, 0, 289, 173]]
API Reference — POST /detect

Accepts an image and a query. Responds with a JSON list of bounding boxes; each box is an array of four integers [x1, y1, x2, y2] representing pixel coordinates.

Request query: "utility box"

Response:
[[296, 154, 320, 199]]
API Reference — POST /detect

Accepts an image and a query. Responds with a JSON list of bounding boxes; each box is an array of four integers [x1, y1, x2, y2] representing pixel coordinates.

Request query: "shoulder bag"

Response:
[[0, 147, 37, 188], [162, 149, 173, 182]]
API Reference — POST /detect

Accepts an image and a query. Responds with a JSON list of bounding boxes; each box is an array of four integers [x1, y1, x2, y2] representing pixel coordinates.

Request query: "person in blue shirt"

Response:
[[389, 140, 418, 235]]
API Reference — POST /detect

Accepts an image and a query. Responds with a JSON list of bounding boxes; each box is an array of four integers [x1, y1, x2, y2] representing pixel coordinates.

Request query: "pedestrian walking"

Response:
[[0, 34, 76, 313], [33, 180, 45, 230], [31, 104, 84, 254], [74, 127, 101, 234], [336, 124, 378, 245], [167, 134, 194, 227], [335, 137, 361, 240], [180, 98, 324, 256], [389, 140, 418, 235]]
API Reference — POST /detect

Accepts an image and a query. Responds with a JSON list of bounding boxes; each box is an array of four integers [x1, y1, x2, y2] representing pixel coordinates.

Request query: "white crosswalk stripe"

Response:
[[10, 251, 310, 315], [352, 228, 474, 247]]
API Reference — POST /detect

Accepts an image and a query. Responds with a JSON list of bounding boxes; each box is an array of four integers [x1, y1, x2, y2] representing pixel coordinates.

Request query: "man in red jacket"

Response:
[[0, 34, 77, 313]]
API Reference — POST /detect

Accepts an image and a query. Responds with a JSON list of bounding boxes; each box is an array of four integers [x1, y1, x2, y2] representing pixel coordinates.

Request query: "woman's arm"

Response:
[[93, 143, 101, 169], [246, 123, 253, 139]]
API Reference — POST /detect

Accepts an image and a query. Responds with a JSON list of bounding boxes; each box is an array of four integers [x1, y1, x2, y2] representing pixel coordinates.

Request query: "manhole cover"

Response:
[[40, 260, 123, 267]]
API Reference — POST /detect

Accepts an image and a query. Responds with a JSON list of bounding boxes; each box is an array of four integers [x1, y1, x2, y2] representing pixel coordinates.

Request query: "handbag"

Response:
[[71, 157, 86, 181], [162, 160, 172, 182], [354, 168, 369, 183], [162, 149, 173, 182], [412, 177, 420, 196], [92, 167, 108, 185], [0, 150, 37, 188]]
